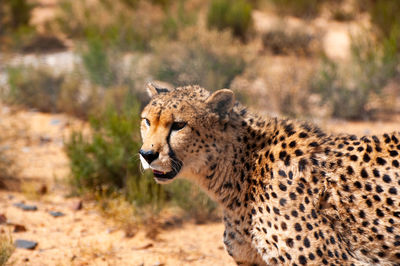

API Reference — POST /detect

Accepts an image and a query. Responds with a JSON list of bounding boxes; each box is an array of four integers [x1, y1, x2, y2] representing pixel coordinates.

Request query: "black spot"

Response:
[[363, 153, 371, 162], [376, 208, 384, 217], [269, 153, 275, 162], [304, 237, 310, 248], [389, 187, 397, 195], [360, 169, 368, 178], [386, 198, 394, 205], [279, 183, 287, 191], [376, 185, 383, 193], [373, 168, 380, 177], [278, 170, 287, 177], [280, 198, 287, 206], [289, 141, 297, 148], [376, 157, 386, 165], [354, 181, 362, 189], [298, 159, 308, 172], [299, 132, 308, 138], [347, 166, 354, 175], [350, 155, 358, 161], [295, 149, 304, 156], [299, 255, 307, 265], [390, 150, 399, 157], [286, 238, 294, 247], [294, 223, 302, 232], [290, 192, 297, 200], [383, 175, 391, 183]]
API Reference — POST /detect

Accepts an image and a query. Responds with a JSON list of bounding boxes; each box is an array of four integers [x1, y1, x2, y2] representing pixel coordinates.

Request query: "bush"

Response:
[[268, 0, 327, 18], [5, 66, 64, 113], [312, 32, 399, 119], [151, 25, 247, 90], [261, 27, 320, 56], [207, 0, 252, 40], [0, 0, 35, 51], [362, 0, 400, 40], [54, 0, 196, 52], [81, 37, 118, 87]]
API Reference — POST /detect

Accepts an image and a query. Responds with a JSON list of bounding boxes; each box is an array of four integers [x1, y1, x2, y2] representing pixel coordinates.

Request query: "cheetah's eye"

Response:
[[143, 118, 150, 127], [171, 121, 186, 131]]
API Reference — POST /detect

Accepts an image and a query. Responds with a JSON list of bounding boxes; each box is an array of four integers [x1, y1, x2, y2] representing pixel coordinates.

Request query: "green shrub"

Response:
[[65, 99, 165, 207], [207, 0, 252, 40], [5, 66, 64, 112], [54, 0, 196, 52], [312, 32, 399, 120], [0, 0, 36, 51], [0, 0, 33, 32], [151, 25, 246, 90], [81, 37, 118, 87], [268, 0, 326, 18], [362, 0, 400, 40]]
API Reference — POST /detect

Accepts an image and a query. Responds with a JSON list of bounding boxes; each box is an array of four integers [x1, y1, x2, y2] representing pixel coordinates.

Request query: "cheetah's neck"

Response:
[[192, 105, 279, 213]]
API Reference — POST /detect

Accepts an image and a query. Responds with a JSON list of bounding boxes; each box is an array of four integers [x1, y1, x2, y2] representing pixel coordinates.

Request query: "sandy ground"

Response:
[[1, 103, 398, 266]]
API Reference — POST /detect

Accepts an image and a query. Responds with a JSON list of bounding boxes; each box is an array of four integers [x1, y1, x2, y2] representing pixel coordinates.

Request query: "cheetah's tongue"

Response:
[[153, 170, 166, 175]]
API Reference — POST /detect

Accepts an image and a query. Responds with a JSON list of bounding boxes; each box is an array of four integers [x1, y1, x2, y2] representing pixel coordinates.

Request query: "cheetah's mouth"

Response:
[[152, 159, 182, 183]]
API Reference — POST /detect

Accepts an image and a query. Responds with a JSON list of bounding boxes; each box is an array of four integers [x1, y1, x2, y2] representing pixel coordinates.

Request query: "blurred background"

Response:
[[0, 0, 399, 265]]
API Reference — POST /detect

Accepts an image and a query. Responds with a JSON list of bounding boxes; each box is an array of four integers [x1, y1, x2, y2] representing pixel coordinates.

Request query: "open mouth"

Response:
[[152, 163, 181, 182]]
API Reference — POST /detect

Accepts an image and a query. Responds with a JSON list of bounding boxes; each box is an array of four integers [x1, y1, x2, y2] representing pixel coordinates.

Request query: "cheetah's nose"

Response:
[[139, 149, 159, 165]]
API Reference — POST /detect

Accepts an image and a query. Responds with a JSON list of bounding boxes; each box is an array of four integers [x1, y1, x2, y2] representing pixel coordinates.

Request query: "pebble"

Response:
[[0, 213, 6, 224], [15, 239, 38, 250], [14, 224, 27, 232], [14, 203, 38, 211], [72, 200, 83, 211], [49, 211, 65, 217]]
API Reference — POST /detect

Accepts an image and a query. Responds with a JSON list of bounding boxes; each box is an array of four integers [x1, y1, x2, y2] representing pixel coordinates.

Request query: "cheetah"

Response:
[[139, 83, 400, 265]]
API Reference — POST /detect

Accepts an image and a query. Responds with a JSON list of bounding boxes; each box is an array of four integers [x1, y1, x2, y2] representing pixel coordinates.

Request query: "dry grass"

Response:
[[0, 233, 15, 266], [70, 239, 117, 266], [94, 192, 141, 238]]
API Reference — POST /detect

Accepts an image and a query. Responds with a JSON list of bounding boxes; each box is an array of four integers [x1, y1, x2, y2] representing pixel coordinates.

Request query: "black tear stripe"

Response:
[[167, 126, 183, 175]]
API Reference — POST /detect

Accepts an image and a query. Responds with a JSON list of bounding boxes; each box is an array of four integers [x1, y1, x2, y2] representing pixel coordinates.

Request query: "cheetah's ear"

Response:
[[146, 82, 170, 98], [206, 89, 235, 118]]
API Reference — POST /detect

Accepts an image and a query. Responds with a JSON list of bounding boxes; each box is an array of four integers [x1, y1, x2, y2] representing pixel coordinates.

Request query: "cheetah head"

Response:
[[139, 83, 235, 184]]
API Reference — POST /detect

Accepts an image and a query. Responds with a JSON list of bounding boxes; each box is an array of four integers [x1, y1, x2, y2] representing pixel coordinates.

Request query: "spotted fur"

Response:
[[140, 84, 400, 266]]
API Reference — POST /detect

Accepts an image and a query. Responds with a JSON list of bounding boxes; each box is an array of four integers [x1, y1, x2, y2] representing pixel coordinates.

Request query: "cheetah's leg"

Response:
[[223, 215, 265, 266]]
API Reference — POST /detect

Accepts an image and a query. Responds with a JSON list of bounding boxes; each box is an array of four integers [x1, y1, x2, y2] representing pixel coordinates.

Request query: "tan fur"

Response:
[[140, 85, 400, 266]]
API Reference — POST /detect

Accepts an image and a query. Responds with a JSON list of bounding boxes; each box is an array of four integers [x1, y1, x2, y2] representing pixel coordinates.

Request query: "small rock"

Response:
[[15, 239, 38, 250], [37, 184, 47, 195], [39, 136, 52, 144], [72, 200, 83, 211], [49, 211, 65, 217], [14, 224, 27, 232], [14, 203, 37, 211], [50, 119, 60, 125], [0, 214, 6, 224]]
